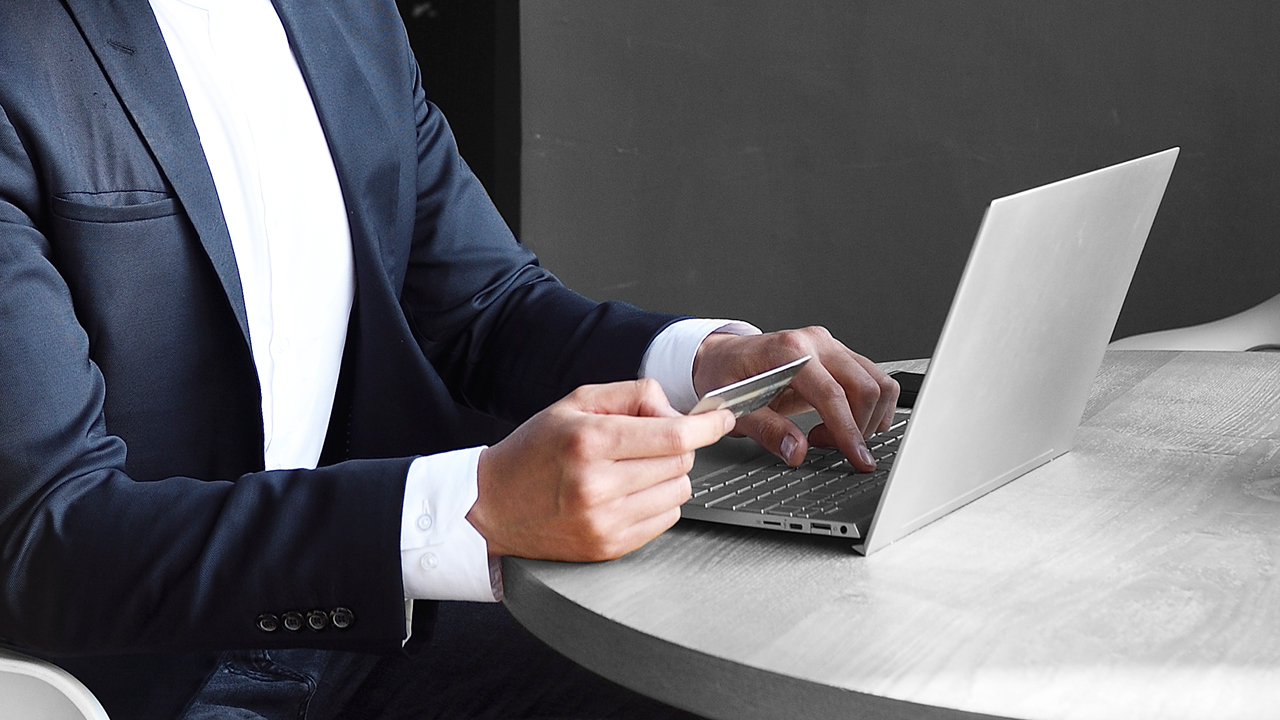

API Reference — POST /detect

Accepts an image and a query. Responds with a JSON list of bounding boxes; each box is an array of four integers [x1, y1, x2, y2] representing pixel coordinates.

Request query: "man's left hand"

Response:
[[692, 327, 899, 471]]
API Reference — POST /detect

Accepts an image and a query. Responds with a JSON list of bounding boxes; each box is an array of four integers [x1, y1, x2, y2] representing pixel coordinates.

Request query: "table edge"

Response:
[[502, 557, 1007, 720]]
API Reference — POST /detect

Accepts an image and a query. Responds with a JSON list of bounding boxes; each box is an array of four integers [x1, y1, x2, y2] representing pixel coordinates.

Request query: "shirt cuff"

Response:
[[639, 318, 761, 413], [400, 447, 501, 603]]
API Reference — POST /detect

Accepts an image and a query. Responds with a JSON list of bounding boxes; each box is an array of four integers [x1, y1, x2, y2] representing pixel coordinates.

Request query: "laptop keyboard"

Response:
[[689, 412, 909, 521]]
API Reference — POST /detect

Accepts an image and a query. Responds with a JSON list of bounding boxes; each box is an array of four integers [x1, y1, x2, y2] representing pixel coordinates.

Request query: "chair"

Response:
[[0, 647, 110, 720], [1109, 292, 1280, 351]]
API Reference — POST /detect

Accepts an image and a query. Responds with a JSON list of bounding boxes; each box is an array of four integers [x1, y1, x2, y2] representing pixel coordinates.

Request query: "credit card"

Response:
[[688, 355, 811, 417]]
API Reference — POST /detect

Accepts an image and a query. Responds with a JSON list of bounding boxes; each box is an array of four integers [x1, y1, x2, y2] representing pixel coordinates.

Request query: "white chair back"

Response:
[[1110, 292, 1280, 351], [0, 648, 109, 720]]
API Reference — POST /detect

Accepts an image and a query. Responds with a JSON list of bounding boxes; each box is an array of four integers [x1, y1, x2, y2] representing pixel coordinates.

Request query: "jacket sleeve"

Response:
[[0, 101, 411, 657], [396, 61, 685, 424]]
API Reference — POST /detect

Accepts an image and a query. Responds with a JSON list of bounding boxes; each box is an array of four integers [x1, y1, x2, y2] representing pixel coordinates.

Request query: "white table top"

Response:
[[504, 351, 1280, 720]]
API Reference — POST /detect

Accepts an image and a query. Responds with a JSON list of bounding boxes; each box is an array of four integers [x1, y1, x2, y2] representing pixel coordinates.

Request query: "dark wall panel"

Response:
[[520, 1, 1280, 361], [400, 0, 521, 230]]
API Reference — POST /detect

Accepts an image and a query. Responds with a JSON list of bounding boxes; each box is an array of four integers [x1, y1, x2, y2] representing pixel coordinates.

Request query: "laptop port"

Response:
[[763, 519, 782, 527], [810, 522, 832, 535], [789, 523, 803, 531]]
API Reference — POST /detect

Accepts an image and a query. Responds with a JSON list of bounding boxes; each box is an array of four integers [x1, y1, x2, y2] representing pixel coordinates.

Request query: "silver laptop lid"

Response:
[[859, 148, 1179, 555]]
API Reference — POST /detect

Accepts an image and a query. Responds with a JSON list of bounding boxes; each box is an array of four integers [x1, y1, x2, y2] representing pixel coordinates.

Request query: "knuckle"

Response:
[[670, 421, 699, 450], [879, 374, 901, 398], [850, 372, 881, 400], [659, 455, 693, 487], [802, 325, 833, 342], [563, 424, 604, 463], [582, 516, 608, 544], [578, 519, 619, 560], [561, 475, 604, 511], [649, 508, 683, 540], [656, 421, 693, 453], [677, 451, 696, 475], [765, 422, 792, 448], [777, 329, 810, 353], [636, 376, 664, 397], [582, 547, 611, 563], [739, 412, 778, 440], [592, 543, 626, 563], [814, 377, 848, 405], [672, 474, 693, 504]]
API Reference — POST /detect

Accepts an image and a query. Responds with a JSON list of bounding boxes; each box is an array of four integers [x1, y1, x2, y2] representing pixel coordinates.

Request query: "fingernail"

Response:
[[781, 435, 799, 462], [722, 411, 736, 434], [857, 444, 875, 468]]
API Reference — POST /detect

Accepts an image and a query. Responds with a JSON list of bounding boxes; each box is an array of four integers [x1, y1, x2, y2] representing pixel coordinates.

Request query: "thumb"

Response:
[[733, 408, 809, 466]]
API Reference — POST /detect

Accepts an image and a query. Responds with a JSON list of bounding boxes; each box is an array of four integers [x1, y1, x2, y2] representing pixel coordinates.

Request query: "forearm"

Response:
[[0, 456, 412, 655], [398, 90, 682, 420]]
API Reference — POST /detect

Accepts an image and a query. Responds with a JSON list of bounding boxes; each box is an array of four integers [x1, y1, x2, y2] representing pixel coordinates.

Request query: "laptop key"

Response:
[[699, 484, 751, 507], [733, 498, 778, 513]]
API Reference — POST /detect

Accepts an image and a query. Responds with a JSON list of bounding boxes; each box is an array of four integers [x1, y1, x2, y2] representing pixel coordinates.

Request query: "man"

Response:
[[0, 1, 897, 718]]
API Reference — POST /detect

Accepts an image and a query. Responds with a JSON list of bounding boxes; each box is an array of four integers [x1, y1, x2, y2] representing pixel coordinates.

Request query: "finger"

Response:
[[598, 505, 686, 560], [807, 422, 833, 448], [804, 422, 874, 473], [607, 477, 691, 554], [593, 451, 699, 500], [619, 504, 685, 551], [871, 369, 901, 434], [820, 351, 886, 435], [733, 408, 810, 466], [631, 377, 684, 418], [759, 385, 814, 419], [621, 471, 693, 519], [569, 474, 690, 561], [840, 354, 900, 435], [571, 378, 682, 419], [807, 423, 843, 451], [788, 360, 876, 469], [583, 409, 735, 462]]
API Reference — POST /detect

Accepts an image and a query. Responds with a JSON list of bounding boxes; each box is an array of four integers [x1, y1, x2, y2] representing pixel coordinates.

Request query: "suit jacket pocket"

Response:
[[46, 187, 262, 482], [51, 191, 178, 223]]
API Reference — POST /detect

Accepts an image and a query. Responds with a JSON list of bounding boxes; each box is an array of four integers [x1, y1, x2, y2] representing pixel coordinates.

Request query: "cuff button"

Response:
[[256, 613, 280, 632], [306, 610, 329, 631], [330, 607, 354, 629], [282, 611, 304, 632]]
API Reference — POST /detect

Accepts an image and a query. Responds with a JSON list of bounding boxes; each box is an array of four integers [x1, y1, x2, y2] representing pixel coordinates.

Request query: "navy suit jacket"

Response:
[[0, 0, 680, 713]]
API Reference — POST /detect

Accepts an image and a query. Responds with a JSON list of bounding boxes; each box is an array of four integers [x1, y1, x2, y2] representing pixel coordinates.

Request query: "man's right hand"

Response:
[[465, 379, 735, 562]]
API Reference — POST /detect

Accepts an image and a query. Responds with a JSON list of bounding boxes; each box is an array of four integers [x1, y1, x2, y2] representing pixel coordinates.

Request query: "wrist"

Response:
[[466, 446, 500, 556], [692, 332, 739, 398]]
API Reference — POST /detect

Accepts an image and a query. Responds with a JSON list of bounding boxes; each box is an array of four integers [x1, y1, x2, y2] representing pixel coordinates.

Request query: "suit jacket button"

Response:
[[306, 610, 329, 631], [256, 613, 280, 632], [330, 607, 354, 629], [282, 611, 304, 631]]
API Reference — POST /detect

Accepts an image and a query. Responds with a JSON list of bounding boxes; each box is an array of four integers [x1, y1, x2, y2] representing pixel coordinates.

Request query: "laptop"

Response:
[[682, 148, 1179, 555]]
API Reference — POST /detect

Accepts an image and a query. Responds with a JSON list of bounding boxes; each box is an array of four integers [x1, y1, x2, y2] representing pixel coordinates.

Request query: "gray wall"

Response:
[[519, 0, 1280, 362]]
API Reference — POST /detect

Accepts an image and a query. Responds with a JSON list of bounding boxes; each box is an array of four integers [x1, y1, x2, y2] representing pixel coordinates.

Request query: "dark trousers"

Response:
[[179, 602, 707, 720]]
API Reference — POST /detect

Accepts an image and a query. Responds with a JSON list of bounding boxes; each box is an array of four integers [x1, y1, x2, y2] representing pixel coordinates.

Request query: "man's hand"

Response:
[[467, 379, 735, 561], [693, 327, 898, 471]]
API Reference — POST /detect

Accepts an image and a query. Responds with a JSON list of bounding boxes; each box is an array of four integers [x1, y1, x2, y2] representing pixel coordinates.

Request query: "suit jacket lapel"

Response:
[[62, 0, 252, 345], [270, 0, 402, 288]]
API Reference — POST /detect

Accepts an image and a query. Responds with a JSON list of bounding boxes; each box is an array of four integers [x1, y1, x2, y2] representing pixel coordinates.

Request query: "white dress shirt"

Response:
[[151, 0, 757, 605]]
